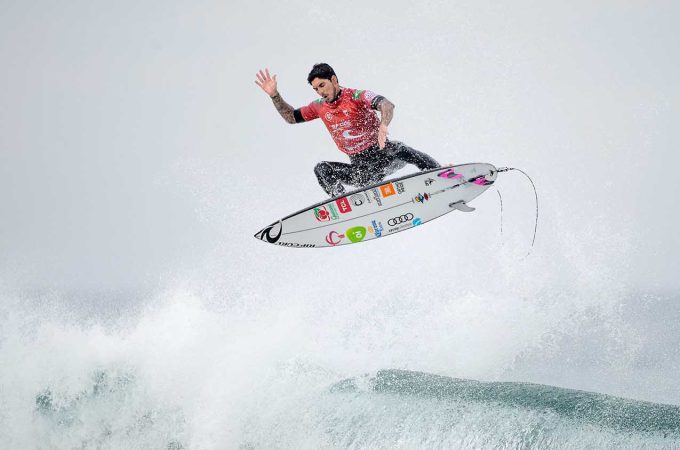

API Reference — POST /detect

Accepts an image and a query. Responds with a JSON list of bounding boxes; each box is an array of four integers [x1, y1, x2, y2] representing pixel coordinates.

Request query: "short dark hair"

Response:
[[307, 63, 336, 84]]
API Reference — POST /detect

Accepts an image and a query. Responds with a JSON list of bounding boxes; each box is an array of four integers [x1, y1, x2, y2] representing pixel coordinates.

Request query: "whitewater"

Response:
[[2, 210, 679, 449]]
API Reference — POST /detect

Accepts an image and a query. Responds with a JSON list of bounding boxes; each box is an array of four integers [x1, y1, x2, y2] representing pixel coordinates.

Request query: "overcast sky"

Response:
[[1, 0, 678, 296]]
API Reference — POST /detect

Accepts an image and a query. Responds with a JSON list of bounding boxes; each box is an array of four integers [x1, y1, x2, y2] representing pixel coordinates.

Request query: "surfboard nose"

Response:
[[254, 221, 282, 244]]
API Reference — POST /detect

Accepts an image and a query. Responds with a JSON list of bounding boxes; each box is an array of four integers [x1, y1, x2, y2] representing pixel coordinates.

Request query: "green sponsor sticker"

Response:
[[328, 203, 340, 220], [352, 89, 363, 100], [346, 226, 367, 243]]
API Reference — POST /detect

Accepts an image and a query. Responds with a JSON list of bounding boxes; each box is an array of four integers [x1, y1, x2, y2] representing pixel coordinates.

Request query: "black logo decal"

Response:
[[255, 221, 282, 243], [350, 193, 364, 206], [387, 213, 414, 226]]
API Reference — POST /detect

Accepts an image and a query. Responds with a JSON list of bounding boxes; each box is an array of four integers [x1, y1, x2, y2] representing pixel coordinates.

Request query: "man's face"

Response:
[[311, 75, 340, 102]]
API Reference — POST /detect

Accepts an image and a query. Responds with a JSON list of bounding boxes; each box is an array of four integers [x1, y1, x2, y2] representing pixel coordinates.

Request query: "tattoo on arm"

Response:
[[378, 98, 395, 127], [271, 92, 296, 124]]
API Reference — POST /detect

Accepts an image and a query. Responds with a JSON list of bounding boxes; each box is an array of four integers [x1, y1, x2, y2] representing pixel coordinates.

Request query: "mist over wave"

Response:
[[1, 249, 679, 449]]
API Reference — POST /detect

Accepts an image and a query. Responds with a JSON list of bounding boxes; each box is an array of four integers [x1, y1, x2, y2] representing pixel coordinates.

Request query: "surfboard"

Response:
[[254, 163, 498, 248]]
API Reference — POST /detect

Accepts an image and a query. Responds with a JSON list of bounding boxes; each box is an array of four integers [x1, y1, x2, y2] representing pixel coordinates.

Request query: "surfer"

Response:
[[255, 64, 440, 197]]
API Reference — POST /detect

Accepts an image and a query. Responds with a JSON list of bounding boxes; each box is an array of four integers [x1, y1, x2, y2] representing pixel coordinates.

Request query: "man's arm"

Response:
[[376, 97, 395, 149], [270, 92, 296, 124], [255, 68, 296, 124]]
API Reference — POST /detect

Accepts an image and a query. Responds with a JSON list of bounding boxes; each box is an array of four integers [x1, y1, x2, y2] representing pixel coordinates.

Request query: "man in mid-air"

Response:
[[255, 63, 440, 197]]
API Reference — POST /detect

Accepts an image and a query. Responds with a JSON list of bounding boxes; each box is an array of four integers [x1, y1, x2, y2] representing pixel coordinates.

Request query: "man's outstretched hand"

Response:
[[255, 68, 278, 97]]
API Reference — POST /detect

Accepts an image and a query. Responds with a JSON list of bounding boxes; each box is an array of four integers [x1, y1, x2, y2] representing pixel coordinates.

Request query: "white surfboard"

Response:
[[254, 163, 498, 248]]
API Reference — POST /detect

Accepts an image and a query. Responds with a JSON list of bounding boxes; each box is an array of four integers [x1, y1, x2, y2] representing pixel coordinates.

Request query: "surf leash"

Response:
[[496, 167, 539, 256]]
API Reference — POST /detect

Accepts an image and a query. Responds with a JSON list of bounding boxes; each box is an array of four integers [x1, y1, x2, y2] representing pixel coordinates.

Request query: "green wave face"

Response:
[[30, 367, 680, 450], [326, 369, 680, 446]]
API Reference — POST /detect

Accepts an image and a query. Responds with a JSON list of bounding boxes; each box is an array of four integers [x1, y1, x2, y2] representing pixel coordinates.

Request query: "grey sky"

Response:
[[1, 0, 678, 294]]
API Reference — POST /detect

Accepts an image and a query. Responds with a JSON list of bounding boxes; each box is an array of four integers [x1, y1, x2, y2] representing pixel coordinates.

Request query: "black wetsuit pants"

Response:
[[314, 140, 440, 197]]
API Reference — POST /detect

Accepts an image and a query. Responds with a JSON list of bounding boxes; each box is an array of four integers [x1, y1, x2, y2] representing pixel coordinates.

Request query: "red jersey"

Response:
[[294, 88, 384, 155]]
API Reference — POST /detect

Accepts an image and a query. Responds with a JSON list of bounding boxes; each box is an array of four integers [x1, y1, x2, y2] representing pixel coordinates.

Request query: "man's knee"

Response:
[[314, 161, 332, 178]]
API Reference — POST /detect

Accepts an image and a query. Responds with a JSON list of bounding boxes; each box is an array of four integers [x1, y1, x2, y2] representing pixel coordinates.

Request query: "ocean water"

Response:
[[1, 263, 679, 449]]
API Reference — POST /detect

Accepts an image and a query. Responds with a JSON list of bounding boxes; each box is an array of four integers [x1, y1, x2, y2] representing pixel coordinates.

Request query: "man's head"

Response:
[[307, 63, 340, 102]]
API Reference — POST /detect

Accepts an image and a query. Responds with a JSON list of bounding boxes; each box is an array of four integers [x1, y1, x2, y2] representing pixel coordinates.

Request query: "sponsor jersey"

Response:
[[295, 88, 384, 155]]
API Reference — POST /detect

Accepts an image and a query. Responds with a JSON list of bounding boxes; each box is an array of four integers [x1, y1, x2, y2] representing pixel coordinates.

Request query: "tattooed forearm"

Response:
[[271, 92, 296, 124], [378, 98, 395, 127]]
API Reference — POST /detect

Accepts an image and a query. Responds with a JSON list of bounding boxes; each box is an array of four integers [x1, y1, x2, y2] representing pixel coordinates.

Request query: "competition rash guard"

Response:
[[293, 88, 385, 156]]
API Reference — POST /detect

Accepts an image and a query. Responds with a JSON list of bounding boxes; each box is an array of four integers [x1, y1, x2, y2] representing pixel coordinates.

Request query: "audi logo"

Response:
[[388, 213, 414, 226]]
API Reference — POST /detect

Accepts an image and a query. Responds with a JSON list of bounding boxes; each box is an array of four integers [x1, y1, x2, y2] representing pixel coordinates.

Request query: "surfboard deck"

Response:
[[254, 163, 497, 248]]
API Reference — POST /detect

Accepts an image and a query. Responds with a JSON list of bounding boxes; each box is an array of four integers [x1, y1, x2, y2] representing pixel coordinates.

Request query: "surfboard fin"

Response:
[[449, 201, 475, 212]]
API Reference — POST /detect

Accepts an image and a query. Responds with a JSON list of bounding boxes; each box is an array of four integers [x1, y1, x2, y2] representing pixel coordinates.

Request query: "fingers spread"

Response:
[[256, 68, 275, 83]]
